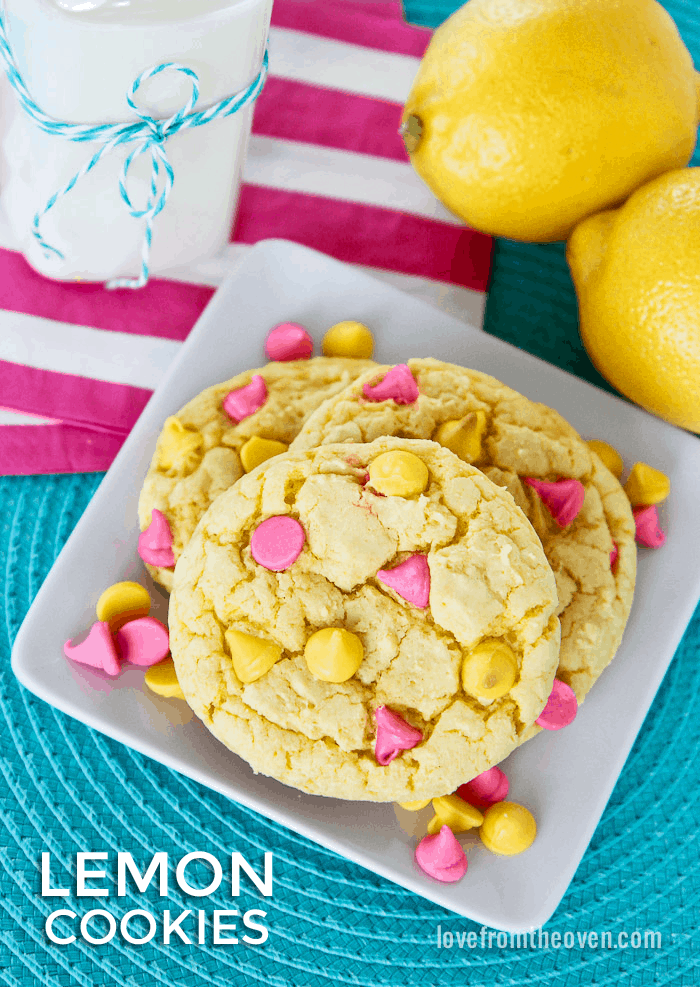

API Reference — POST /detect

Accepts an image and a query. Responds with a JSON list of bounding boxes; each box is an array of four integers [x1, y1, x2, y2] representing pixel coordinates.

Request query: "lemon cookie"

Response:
[[291, 358, 636, 705], [169, 438, 560, 802], [138, 357, 373, 591]]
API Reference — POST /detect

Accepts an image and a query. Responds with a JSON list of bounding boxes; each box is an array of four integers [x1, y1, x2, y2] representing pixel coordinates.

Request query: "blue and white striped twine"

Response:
[[0, 12, 268, 289]]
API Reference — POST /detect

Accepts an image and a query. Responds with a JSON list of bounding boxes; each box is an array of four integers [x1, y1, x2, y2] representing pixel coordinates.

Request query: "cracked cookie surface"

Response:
[[169, 437, 560, 802], [138, 356, 374, 591], [291, 358, 636, 706]]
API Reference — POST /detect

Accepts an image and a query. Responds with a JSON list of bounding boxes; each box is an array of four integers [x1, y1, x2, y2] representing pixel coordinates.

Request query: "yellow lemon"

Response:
[[402, 0, 700, 242], [567, 168, 700, 432]]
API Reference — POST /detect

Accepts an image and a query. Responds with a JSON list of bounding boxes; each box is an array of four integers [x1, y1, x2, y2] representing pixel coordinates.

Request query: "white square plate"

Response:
[[12, 239, 700, 932]]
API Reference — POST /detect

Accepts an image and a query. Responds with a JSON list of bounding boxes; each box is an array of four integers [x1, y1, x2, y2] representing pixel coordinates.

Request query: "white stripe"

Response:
[[268, 27, 421, 103], [0, 251, 483, 409], [244, 135, 462, 225], [0, 311, 181, 390], [0, 408, 59, 425]]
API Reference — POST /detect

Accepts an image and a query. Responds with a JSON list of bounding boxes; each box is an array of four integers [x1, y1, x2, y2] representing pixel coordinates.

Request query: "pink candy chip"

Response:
[[610, 541, 619, 570], [251, 516, 305, 571], [264, 322, 313, 361], [536, 678, 578, 731], [457, 766, 509, 812], [634, 505, 666, 548], [362, 364, 419, 404], [115, 617, 170, 667], [524, 477, 585, 528], [223, 374, 268, 423], [138, 508, 175, 568], [64, 621, 121, 677], [415, 825, 468, 883], [374, 705, 423, 765], [377, 554, 430, 608]]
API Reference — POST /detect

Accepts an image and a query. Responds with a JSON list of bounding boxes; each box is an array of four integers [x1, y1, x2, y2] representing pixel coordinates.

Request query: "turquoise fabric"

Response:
[[2, 2, 700, 983]]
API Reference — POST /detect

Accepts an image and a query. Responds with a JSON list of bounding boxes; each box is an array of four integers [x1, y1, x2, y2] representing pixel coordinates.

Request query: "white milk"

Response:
[[1, 0, 272, 282]]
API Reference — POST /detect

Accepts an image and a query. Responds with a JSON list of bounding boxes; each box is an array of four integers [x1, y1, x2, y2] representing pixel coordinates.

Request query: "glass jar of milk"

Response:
[[0, 0, 272, 283]]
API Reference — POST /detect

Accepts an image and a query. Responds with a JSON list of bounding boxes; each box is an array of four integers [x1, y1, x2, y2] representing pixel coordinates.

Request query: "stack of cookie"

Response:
[[138, 321, 637, 810]]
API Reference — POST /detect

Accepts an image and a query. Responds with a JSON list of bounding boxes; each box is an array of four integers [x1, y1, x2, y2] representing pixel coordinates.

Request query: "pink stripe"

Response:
[[0, 249, 214, 339], [232, 186, 493, 291], [0, 360, 151, 433], [0, 423, 125, 475], [253, 79, 407, 162], [321, 1, 406, 19], [270, 0, 431, 56]]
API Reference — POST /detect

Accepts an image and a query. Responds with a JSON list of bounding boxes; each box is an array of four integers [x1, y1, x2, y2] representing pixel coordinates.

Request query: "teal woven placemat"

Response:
[[2, 3, 700, 984]]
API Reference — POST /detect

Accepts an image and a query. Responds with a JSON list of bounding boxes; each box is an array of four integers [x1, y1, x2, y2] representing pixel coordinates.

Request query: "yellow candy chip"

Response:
[[322, 321, 374, 359], [225, 629, 283, 684], [586, 439, 624, 479], [433, 410, 487, 463], [96, 581, 151, 632], [398, 799, 432, 811], [157, 416, 203, 475], [624, 462, 671, 506], [240, 435, 288, 473], [427, 794, 484, 834], [304, 628, 364, 683], [144, 658, 185, 700], [479, 801, 536, 856], [368, 450, 429, 498], [461, 639, 518, 701]]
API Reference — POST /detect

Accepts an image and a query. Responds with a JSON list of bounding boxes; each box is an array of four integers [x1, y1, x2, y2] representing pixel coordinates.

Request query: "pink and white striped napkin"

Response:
[[0, 0, 492, 476]]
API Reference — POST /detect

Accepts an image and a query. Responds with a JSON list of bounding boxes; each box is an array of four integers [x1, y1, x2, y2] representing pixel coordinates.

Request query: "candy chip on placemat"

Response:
[[457, 766, 509, 811], [138, 509, 175, 568], [250, 516, 305, 571], [115, 616, 170, 667], [524, 477, 585, 527], [536, 678, 578, 730], [633, 504, 666, 548], [374, 705, 423, 764], [377, 554, 430, 608], [362, 364, 418, 404], [64, 621, 121, 676], [223, 374, 267, 423], [415, 825, 468, 883], [265, 323, 314, 362]]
